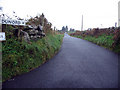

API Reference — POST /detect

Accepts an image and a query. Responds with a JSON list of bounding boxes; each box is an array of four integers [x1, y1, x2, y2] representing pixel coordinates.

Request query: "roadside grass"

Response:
[[72, 34, 120, 53], [2, 26, 64, 82]]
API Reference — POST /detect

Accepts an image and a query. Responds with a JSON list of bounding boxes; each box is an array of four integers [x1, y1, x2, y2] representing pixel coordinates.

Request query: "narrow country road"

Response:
[[2, 33, 118, 88]]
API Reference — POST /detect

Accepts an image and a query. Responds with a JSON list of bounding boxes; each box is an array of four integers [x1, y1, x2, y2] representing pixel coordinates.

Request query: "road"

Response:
[[2, 33, 118, 88]]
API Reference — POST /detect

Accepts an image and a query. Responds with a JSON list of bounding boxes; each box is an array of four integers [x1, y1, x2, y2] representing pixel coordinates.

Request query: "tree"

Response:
[[65, 26, 68, 32], [62, 26, 65, 32]]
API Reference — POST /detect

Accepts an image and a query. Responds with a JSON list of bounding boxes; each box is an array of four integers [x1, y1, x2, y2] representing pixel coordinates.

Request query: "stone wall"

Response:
[[2, 24, 46, 43]]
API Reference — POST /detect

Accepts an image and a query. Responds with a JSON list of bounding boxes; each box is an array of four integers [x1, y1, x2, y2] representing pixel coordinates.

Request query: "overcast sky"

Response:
[[0, 0, 120, 30]]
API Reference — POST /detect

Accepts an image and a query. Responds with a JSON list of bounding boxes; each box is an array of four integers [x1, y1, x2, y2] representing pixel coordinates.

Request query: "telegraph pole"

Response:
[[81, 15, 83, 31], [118, 1, 120, 27]]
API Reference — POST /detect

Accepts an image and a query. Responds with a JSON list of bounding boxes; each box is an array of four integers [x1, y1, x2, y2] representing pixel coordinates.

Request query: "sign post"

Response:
[[0, 6, 2, 90]]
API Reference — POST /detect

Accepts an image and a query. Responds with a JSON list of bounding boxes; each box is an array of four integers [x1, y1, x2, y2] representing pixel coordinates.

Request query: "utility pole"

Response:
[[118, 1, 120, 27], [81, 15, 83, 31]]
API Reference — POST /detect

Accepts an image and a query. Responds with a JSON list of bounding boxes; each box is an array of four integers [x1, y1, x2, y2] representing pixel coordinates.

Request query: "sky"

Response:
[[0, 0, 120, 30]]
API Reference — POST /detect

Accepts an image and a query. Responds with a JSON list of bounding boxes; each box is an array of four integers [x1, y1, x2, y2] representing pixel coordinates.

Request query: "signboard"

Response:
[[0, 32, 6, 41], [2, 19, 26, 26]]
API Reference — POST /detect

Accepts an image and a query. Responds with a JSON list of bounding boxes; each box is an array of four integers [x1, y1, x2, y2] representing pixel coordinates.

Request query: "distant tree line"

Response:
[[70, 28, 75, 32], [62, 26, 68, 32], [58, 26, 75, 33]]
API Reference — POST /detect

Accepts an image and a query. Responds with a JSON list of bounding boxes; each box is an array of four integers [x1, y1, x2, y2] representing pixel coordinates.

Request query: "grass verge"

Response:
[[72, 34, 120, 54], [2, 32, 64, 82]]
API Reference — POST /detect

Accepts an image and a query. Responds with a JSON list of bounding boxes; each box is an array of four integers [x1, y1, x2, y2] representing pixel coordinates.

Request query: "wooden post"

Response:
[[18, 29, 21, 37]]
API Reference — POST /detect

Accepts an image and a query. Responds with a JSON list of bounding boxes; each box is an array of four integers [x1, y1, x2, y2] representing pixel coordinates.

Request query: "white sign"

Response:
[[0, 32, 6, 41], [2, 19, 26, 26]]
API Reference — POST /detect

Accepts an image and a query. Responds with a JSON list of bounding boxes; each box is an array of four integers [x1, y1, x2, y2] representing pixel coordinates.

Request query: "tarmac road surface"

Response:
[[2, 33, 118, 88]]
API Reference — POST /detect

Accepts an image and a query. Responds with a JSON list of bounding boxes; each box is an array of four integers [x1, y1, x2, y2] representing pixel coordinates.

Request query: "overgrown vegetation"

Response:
[[2, 25, 64, 82], [70, 28, 120, 54]]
